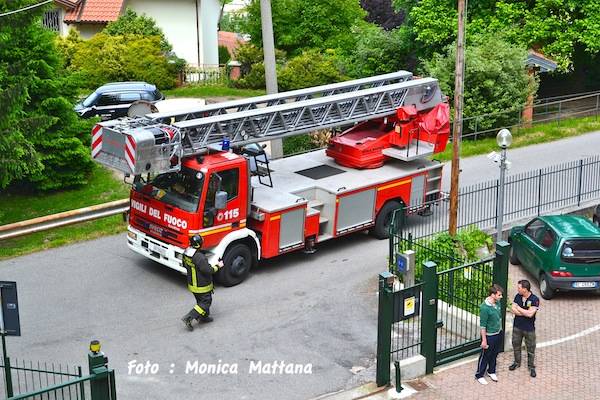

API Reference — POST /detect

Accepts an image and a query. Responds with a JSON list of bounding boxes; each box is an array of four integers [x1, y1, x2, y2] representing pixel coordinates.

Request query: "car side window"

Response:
[[119, 92, 141, 104], [524, 219, 545, 242], [539, 229, 555, 249], [140, 92, 154, 101], [97, 94, 118, 106]]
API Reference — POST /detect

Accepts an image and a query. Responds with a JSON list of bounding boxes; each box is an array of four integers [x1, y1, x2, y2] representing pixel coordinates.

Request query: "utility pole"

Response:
[[259, 0, 283, 158], [448, 0, 467, 236]]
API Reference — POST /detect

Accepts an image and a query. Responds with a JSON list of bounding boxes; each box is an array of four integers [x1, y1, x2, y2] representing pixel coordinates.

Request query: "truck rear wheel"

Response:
[[217, 243, 252, 287], [372, 200, 402, 240]]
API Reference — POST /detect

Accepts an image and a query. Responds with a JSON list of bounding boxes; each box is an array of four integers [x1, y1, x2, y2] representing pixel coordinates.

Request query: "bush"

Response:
[[68, 33, 177, 89], [219, 45, 231, 64], [278, 50, 346, 91], [232, 43, 285, 90]]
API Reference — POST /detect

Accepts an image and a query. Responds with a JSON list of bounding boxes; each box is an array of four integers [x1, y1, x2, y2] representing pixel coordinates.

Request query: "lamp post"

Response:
[[495, 129, 512, 240]]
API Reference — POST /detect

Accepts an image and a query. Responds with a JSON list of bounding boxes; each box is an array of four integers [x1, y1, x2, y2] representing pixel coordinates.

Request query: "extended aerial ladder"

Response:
[[91, 72, 446, 176]]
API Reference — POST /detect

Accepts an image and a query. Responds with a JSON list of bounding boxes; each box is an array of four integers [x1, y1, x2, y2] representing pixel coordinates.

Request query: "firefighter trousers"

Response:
[[184, 292, 213, 320]]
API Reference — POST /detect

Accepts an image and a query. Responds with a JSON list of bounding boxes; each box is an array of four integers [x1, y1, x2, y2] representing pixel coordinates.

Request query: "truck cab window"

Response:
[[203, 169, 239, 227], [134, 168, 203, 212]]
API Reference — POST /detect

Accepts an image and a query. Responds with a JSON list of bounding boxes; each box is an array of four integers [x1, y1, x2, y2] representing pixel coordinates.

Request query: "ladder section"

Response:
[[177, 77, 443, 155], [147, 71, 414, 123]]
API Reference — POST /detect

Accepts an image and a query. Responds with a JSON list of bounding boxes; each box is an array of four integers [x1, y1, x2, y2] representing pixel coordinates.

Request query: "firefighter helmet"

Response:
[[189, 235, 203, 249]]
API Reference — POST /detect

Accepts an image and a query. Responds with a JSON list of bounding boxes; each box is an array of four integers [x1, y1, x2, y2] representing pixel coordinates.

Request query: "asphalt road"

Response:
[[1, 130, 599, 400]]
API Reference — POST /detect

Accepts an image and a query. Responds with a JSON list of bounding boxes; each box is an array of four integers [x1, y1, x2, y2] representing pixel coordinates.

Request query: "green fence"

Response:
[[2, 343, 116, 400]]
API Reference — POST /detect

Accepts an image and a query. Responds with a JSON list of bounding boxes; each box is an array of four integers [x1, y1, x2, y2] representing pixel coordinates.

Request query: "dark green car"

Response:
[[509, 215, 600, 300]]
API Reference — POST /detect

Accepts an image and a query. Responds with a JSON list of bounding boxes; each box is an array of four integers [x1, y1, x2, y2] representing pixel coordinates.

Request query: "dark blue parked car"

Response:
[[74, 82, 164, 120]]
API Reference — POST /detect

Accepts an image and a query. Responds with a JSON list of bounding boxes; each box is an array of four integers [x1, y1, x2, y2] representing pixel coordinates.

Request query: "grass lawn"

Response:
[[436, 115, 600, 161], [163, 85, 265, 99], [0, 165, 130, 260]]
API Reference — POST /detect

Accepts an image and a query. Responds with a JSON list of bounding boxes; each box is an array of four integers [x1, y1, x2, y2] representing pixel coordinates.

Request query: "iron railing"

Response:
[[459, 91, 600, 140], [1, 357, 84, 399], [183, 65, 229, 86], [391, 155, 600, 240]]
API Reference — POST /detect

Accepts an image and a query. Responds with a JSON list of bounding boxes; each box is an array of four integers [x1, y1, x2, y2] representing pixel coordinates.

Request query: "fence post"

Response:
[[88, 341, 112, 400], [577, 159, 584, 206], [537, 169, 543, 215], [376, 272, 394, 387], [493, 242, 510, 350], [3, 355, 13, 398], [421, 261, 438, 374]]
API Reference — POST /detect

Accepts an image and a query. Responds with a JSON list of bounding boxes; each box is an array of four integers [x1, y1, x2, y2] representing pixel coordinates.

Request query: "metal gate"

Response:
[[376, 239, 510, 385]]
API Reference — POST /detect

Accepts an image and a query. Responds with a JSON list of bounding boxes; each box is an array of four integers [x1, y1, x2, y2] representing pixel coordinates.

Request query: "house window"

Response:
[[43, 9, 61, 33]]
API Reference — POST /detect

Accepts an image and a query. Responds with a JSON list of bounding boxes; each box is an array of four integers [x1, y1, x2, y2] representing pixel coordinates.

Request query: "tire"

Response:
[[509, 245, 520, 265], [539, 273, 555, 300], [372, 200, 402, 240], [216, 243, 252, 287]]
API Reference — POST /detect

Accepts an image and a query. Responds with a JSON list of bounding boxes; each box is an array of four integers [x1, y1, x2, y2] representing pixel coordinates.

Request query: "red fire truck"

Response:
[[91, 71, 450, 286]]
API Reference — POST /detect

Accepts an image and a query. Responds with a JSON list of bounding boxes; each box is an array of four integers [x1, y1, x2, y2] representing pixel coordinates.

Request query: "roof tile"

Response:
[[64, 0, 125, 24]]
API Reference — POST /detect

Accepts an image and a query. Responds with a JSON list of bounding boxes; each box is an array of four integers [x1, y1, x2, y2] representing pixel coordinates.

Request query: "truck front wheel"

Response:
[[217, 243, 252, 287]]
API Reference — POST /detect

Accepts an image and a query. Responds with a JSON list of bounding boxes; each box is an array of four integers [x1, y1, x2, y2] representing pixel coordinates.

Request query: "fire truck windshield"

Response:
[[136, 168, 204, 212]]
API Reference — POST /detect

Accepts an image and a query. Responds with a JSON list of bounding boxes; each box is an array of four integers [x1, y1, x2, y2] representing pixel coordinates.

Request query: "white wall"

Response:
[[126, 0, 220, 67], [71, 23, 104, 39]]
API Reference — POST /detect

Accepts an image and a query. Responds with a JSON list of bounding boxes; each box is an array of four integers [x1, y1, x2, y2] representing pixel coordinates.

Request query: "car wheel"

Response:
[[216, 243, 252, 287], [509, 246, 520, 265], [371, 200, 402, 240], [539, 273, 555, 300]]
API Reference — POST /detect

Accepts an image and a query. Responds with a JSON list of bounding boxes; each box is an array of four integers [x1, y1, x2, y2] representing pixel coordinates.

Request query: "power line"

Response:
[[0, 0, 52, 18]]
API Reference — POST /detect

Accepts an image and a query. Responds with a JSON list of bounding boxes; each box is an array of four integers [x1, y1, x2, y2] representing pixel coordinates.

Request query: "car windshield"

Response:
[[133, 168, 204, 213], [561, 239, 600, 263], [82, 92, 99, 107]]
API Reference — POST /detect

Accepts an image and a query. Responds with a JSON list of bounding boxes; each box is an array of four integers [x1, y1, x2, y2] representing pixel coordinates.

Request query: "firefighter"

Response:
[[181, 235, 223, 331]]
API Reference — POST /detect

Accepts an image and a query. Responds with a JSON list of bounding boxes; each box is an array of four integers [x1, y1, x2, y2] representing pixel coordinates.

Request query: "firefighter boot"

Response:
[[181, 316, 194, 331], [198, 315, 213, 323]]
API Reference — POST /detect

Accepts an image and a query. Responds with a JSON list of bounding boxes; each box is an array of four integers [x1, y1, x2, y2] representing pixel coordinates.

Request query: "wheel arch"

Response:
[[205, 228, 260, 266]]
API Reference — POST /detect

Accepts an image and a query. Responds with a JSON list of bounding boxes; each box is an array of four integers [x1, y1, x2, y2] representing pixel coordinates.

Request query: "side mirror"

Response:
[[215, 191, 228, 210]]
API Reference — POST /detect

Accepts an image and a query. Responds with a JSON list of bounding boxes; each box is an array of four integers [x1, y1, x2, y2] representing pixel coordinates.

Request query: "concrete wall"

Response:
[[126, 0, 220, 67]]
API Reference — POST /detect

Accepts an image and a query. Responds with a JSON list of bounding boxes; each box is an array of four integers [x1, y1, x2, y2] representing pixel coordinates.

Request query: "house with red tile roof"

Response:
[[48, 0, 221, 67]]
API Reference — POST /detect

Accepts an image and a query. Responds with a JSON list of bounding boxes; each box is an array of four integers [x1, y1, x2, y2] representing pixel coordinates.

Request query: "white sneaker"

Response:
[[477, 377, 488, 385], [487, 373, 498, 382]]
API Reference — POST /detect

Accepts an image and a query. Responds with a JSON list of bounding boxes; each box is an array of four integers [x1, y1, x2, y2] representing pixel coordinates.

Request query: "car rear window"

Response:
[[561, 239, 600, 263]]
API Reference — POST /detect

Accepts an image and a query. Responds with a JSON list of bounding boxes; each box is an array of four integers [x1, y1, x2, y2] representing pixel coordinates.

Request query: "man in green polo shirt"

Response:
[[475, 284, 503, 385]]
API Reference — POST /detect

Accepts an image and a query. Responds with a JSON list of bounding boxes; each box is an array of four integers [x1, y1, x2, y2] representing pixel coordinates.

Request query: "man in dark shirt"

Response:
[[509, 279, 540, 377]]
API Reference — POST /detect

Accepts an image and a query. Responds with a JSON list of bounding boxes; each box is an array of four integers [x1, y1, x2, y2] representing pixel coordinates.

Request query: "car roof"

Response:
[[95, 82, 157, 94], [539, 215, 600, 238]]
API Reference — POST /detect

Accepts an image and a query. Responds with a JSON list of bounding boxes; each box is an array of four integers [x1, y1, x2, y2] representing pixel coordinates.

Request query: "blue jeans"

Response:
[[475, 332, 502, 378]]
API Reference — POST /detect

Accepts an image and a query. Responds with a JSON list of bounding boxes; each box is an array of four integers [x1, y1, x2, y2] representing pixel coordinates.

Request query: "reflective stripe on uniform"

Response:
[[194, 305, 207, 316], [191, 265, 198, 287], [188, 283, 214, 294]]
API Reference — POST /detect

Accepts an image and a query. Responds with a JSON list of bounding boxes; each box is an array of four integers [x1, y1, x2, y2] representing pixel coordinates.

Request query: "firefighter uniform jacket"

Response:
[[183, 248, 219, 293]]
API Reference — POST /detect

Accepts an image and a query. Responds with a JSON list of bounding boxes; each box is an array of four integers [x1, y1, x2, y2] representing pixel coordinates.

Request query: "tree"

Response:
[[396, 0, 600, 71], [103, 8, 172, 52], [360, 0, 404, 30], [242, 0, 368, 56], [341, 24, 415, 78], [422, 34, 537, 132], [0, 0, 94, 191]]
